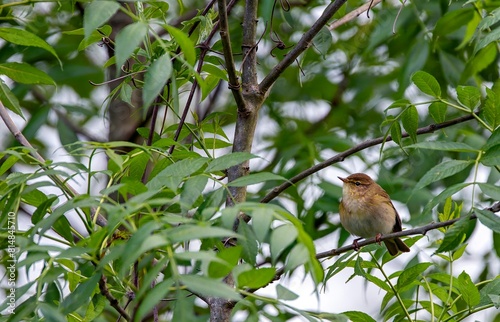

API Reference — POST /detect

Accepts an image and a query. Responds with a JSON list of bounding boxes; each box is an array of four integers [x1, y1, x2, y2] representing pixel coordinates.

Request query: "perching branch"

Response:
[[259, 0, 348, 94], [259, 202, 500, 286], [316, 201, 500, 259], [260, 113, 475, 203]]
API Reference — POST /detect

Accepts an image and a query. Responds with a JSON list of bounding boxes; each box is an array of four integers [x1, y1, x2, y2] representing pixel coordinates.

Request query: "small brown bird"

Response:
[[338, 173, 410, 256]]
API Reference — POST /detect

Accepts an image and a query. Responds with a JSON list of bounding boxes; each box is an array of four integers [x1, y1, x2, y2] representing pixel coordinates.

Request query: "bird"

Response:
[[338, 173, 410, 256]]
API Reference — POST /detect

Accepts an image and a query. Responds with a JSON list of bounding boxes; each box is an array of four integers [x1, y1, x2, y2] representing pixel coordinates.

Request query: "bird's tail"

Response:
[[384, 237, 410, 256]]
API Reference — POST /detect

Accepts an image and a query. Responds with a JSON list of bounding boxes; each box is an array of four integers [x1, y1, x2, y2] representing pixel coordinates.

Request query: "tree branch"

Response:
[[257, 202, 500, 287], [328, 0, 383, 30], [240, 0, 259, 97], [316, 201, 500, 259], [217, 0, 246, 110], [0, 100, 108, 228], [168, 0, 240, 155], [260, 113, 475, 203], [259, 0, 348, 94], [99, 275, 131, 321]]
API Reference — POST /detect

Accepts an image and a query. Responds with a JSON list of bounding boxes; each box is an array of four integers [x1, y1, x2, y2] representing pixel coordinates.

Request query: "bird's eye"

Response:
[[355, 181, 361, 186]]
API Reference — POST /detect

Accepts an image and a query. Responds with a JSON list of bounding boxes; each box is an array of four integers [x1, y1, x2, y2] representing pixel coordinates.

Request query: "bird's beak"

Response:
[[338, 176, 346, 183]]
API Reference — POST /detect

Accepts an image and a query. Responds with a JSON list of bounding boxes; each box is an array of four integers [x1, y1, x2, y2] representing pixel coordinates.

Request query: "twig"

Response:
[[217, 0, 246, 110], [167, 0, 240, 155], [329, 0, 383, 30], [259, 0, 348, 94], [99, 275, 131, 321], [0, 100, 108, 227], [260, 113, 475, 203], [256, 202, 500, 286]]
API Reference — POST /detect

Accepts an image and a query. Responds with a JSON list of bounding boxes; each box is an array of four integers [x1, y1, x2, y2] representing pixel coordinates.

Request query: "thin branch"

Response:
[[260, 113, 475, 203], [259, 0, 348, 94], [0, 100, 108, 227], [316, 201, 500, 259], [217, 0, 246, 110], [256, 202, 500, 286], [328, 0, 382, 30], [99, 275, 131, 322], [168, 0, 239, 155]]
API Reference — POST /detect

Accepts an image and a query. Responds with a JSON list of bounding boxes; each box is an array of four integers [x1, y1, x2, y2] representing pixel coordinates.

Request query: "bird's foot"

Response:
[[375, 233, 382, 245], [352, 237, 363, 251]]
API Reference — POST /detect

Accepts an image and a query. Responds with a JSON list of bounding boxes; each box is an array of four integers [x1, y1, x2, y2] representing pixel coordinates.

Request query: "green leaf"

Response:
[[238, 220, 258, 265], [0, 27, 60, 64], [364, 274, 391, 293], [429, 102, 447, 123], [61, 272, 101, 314], [463, 43, 497, 80], [276, 284, 299, 301], [78, 25, 112, 51], [39, 303, 66, 322], [285, 243, 309, 271], [483, 87, 500, 130], [168, 225, 241, 243], [396, 263, 433, 290], [478, 183, 500, 200], [422, 183, 471, 218], [115, 22, 148, 70], [411, 71, 441, 97], [208, 246, 242, 278], [477, 8, 500, 30], [390, 121, 402, 147], [457, 85, 481, 110], [205, 152, 258, 172], [53, 216, 74, 243], [250, 207, 274, 242], [342, 311, 377, 322], [407, 141, 477, 152], [135, 279, 174, 321], [237, 267, 276, 289], [401, 105, 418, 143], [457, 271, 480, 307], [313, 26, 332, 57], [202, 63, 228, 81], [143, 53, 173, 109], [484, 126, 500, 150], [0, 79, 22, 118], [147, 158, 207, 192], [475, 208, 500, 233], [83, 1, 121, 38], [434, 8, 474, 37], [180, 275, 241, 301], [57, 119, 81, 154], [436, 216, 473, 253], [228, 172, 288, 187], [180, 175, 208, 212], [477, 278, 500, 307], [270, 224, 298, 262], [84, 294, 106, 321], [0, 62, 55, 85], [481, 145, 500, 166], [414, 160, 473, 191], [165, 25, 196, 66], [474, 28, 500, 55]]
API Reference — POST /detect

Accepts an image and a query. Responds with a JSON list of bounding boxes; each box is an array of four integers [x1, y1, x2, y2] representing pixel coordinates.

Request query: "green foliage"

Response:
[[0, 0, 499, 321]]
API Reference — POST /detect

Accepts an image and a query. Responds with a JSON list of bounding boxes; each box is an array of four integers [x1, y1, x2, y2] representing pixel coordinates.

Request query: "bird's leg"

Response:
[[352, 237, 363, 251], [375, 233, 382, 245]]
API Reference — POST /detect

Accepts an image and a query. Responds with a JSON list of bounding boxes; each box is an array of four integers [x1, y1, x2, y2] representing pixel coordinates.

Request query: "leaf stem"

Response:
[[370, 252, 413, 322]]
